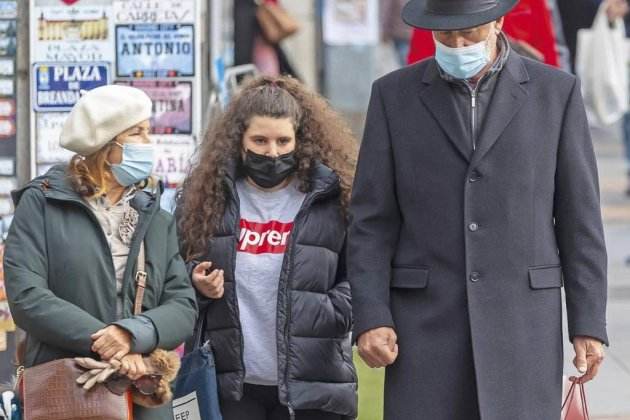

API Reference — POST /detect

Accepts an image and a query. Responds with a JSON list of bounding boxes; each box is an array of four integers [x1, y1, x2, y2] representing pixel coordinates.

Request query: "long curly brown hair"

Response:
[[177, 76, 358, 261]]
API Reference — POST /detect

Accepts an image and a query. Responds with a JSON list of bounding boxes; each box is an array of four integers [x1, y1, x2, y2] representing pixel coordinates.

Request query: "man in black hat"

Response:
[[348, 0, 608, 419]]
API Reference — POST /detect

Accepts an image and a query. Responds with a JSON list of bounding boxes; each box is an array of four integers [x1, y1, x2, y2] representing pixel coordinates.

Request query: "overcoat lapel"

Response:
[[419, 61, 472, 162], [418, 54, 530, 167], [471, 54, 530, 167]]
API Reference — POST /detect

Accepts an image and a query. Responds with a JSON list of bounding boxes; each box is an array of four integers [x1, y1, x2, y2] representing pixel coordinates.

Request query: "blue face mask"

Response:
[[434, 34, 492, 80], [110, 142, 154, 187]]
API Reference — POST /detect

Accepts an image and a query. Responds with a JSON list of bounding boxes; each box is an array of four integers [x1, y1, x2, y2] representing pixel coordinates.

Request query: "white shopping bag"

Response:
[[576, 2, 629, 126]]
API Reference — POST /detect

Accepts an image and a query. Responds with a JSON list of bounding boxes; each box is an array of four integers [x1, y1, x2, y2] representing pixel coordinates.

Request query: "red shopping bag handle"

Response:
[[562, 379, 590, 420]]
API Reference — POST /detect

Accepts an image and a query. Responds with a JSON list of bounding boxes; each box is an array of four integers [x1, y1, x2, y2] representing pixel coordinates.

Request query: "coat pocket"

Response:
[[528, 265, 563, 289], [390, 266, 430, 289]]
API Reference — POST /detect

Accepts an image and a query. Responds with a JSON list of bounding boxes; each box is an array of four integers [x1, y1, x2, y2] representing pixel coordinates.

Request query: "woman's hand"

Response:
[[192, 261, 225, 299], [91, 325, 132, 361], [119, 354, 148, 380]]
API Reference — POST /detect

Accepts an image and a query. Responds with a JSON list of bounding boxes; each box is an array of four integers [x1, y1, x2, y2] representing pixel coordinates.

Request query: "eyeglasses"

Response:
[[105, 373, 163, 396]]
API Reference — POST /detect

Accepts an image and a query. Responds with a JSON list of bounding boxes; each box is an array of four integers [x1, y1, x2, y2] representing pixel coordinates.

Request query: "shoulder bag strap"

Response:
[[133, 242, 148, 316]]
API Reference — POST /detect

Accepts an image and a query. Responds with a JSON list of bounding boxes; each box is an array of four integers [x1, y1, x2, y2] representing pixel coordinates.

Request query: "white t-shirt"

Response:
[[235, 178, 306, 385]]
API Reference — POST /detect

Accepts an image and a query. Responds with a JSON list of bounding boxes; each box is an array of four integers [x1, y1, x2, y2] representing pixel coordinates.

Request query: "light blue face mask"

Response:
[[110, 142, 154, 187], [434, 33, 492, 80]]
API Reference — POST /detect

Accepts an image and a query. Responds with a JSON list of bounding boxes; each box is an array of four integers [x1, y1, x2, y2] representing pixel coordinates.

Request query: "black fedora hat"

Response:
[[402, 0, 519, 31]]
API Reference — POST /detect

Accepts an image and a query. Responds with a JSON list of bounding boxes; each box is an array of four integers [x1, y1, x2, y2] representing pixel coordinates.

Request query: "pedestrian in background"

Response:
[[177, 76, 358, 420], [234, 0, 299, 77], [380, 0, 412, 67], [557, 0, 630, 194], [3, 85, 197, 419], [349, 0, 608, 418]]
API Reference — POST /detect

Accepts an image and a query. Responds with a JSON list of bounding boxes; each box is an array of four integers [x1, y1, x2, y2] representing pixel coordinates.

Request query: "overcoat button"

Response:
[[470, 272, 481, 282], [469, 223, 479, 232], [469, 170, 482, 182]]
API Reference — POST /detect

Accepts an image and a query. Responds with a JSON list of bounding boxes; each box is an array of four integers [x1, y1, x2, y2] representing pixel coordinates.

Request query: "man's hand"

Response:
[[91, 325, 132, 361], [192, 261, 225, 299], [571, 336, 605, 384], [606, 0, 629, 21], [357, 327, 399, 368]]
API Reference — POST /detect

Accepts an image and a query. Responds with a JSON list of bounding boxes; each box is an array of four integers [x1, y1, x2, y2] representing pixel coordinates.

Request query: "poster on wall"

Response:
[[323, 0, 379, 46], [0, 36, 16, 57], [116, 24, 195, 78], [33, 62, 110, 112], [0, 59, 14, 76], [0, 98, 14, 117], [113, 0, 195, 24], [0, 118, 14, 138], [36, 112, 74, 163], [153, 134, 194, 146], [153, 142, 195, 187], [116, 80, 192, 134], [0, 158, 13, 176], [0, 176, 15, 196], [0, 128, 15, 175], [31, 0, 115, 62], [0, 1, 17, 20], [0, 78, 12, 96], [0, 301, 15, 332], [0, 19, 16, 36]]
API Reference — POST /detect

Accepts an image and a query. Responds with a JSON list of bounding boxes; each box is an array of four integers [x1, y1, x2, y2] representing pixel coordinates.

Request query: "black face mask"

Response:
[[242, 149, 297, 189]]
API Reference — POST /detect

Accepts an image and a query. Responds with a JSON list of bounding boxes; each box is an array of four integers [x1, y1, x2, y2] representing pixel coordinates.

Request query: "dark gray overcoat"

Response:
[[348, 53, 608, 420]]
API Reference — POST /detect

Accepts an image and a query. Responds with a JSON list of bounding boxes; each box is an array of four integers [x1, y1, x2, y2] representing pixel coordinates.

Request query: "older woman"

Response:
[[4, 85, 196, 419]]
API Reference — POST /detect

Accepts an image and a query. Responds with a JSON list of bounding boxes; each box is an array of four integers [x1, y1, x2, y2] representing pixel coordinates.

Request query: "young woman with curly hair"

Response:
[[177, 76, 358, 420]]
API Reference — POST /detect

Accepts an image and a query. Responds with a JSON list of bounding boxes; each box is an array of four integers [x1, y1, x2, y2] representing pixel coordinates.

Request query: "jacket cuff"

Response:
[[112, 315, 159, 354], [568, 315, 609, 346], [569, 328, 609, 347], [351, 303, 395, 345], [186, 260, 200, 278]]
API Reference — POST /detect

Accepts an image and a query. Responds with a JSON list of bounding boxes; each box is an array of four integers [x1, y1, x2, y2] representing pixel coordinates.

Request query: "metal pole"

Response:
[[315, 0, 325, 93], [16, 0, 30, 187], [198, 0, 210, 135]]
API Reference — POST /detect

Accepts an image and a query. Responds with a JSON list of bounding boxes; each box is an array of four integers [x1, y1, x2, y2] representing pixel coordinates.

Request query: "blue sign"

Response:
[[116, 24, 195, 78], [33, 63, 110, 112]]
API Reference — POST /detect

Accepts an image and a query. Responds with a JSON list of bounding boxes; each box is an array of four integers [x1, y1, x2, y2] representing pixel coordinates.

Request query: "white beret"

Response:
[[60, 85, 153, 156]]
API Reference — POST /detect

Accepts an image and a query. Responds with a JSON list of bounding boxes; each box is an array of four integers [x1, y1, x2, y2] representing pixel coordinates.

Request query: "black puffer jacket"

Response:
[[185, 162, 357, 418]]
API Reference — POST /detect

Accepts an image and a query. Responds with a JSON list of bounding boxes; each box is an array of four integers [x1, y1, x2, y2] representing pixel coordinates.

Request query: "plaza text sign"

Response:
[[33, 63, 110, 111]]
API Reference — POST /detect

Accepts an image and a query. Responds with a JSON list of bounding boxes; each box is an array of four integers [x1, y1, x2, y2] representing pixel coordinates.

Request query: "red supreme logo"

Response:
[[238, 219, 294, 254]]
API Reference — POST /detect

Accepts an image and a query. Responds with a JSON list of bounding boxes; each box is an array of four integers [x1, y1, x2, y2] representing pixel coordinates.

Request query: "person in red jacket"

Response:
[[408, 0, 560, 66]]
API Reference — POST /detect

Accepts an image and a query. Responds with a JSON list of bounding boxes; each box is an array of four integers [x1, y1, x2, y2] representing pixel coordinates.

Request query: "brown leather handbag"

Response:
[[16, 243, 149, 420], [256, 0, 299, 44], [21, 358, 131, 420]]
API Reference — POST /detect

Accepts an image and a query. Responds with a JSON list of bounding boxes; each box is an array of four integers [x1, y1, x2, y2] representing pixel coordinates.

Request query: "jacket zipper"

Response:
[[471, 89, 477, 151], [227, 180, 248, 399], [227, 175, 336, 408], [466, 71, 493, 153], [280, 189, 327, 416]]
